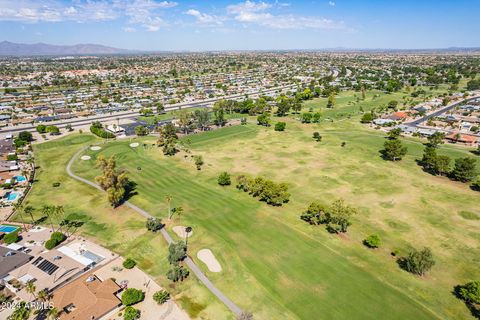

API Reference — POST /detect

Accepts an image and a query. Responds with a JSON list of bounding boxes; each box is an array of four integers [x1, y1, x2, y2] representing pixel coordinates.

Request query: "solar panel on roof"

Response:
[[32, 257, 43, 266], [36, 259, 59, 275]]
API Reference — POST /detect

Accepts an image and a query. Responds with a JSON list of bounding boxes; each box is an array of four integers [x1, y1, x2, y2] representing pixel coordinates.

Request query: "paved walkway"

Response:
[[66, 146, 242, 316]]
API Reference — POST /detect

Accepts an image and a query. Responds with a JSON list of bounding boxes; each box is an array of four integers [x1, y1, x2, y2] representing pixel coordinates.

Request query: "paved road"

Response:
[[66, 146, 242, 316], [405, 95, 480, 126], [2, 84, 296, 135]]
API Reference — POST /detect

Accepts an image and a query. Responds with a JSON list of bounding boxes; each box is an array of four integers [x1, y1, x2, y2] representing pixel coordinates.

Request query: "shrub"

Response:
[[123, 258, 136, 269], [363, 234, 381, 248], [400, 247, 435, 275], [312, 132, 322, 142], [90, 121, 115, 139], [44, 239, 57, 250], [166, 266, 189, 282], [123, 306, 140, 320], [3, 231, 19, 244], [44, 232, 66, 249], [217, 172, 231, 186], [52, 182, 61, 188], [50, 232, 66, 243], [153, 290, 170, 304], [274, 122, 286, 131], [146, 217, 162, 232], [360, 112, 374, 123], [36, 125, 47, 133], [7, 154, 18, 161], [121, 288, 144, 306]]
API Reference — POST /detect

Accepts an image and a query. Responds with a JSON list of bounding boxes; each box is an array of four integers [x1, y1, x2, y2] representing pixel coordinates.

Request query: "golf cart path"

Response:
[[66, 146, 242, 316]]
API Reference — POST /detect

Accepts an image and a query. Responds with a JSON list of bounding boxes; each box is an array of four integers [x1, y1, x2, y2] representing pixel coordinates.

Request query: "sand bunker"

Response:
[[80, 155, 91, 160], [90, 146, 101, 151], [130, 142, 139, 148], [172, 226, 193, 238], [197, 249, 222, 273]]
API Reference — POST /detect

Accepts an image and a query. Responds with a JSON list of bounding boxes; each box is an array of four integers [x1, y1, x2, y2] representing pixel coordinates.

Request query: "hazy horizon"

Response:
[[0, 0, 479, 51]]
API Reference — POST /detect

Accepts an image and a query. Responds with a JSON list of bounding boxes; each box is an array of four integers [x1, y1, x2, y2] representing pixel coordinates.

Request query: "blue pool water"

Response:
[[0, 224, 19, 233], [6, 192, 19, 201], [14, 176, 26, 182]]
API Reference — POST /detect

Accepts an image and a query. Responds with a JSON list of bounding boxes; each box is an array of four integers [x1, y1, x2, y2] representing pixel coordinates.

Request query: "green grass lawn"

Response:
[[19, 88, 480, 320], [21, 134, 231, 319]]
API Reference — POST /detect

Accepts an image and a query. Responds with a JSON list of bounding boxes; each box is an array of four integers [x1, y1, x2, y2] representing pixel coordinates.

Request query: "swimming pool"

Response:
[[14, 176, 26, 182], [0, 224, 19, 233], [6, 192, 20, 201]]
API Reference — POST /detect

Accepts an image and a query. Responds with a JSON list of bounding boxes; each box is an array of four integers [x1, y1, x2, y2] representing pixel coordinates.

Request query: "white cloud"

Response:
[[184, 9, 223, 25], [227, 1, 271, 15], [329, 1, 336, 7], [0, 0, 176, 31], [226, 1, 346, 30]]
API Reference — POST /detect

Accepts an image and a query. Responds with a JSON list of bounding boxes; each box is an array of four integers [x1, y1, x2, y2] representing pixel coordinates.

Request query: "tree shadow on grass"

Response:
[[123, 180, 138, 203]]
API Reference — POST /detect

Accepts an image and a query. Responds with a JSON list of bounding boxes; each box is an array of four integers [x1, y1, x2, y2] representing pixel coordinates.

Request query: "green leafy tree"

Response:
[[213, 103, 226, 126], [168, 241, 187, 265], [326, 94, 336, 108], [95, 155, 130, 207], [166, 265, 189, 282], [427, 132, 445, 148], [451, 157, 477, 182], [456, 281, 480, 304], [382, 139, 407, 161], [326, 199, 357, 233], [257, 112, 271, 126], [401, 247, 435, 275], [300, 202, 328, 225], [300, 112, 312, 123], [134, 125, 149, 136]]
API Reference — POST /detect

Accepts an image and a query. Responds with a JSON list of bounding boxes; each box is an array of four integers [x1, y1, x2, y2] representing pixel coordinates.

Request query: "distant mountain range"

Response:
[[0, 41, 479, 56], [0, 41, 135, 56]]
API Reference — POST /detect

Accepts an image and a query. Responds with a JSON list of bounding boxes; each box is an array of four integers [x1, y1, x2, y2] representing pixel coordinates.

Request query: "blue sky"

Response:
[[0, 0, 479, 51]]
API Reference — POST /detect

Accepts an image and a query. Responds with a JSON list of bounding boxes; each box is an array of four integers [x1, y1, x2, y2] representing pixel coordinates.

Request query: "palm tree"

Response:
[[175, 206, 184, 218], [7, 301, 31, 320], [25, 281, 36, 299], [23, 205, 35, 225], [47, 307, 60, 320], [165, 195, 173, 220], [37, 289, 49, 302], [42, 205, 55, 231], [13, 203, 27, 230], [53, 206, 65, 232]]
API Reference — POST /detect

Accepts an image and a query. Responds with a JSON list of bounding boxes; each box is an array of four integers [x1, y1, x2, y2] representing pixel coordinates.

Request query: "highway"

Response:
[[1, 84, 296, 135]]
